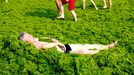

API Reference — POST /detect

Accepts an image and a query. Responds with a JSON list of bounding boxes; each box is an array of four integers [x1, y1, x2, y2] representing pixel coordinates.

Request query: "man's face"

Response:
[[23, 33, 36, 43]]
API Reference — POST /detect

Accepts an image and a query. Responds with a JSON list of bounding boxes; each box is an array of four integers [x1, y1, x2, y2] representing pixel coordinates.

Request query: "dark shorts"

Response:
[[64, 44, 72, 53]]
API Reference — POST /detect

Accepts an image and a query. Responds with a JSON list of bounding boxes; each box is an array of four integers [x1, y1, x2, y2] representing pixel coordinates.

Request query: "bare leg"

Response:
[[109, 0, 112, 9], [69, 41, 117, 51], [82, 0, 86, 9], [69, 44, 109, 51], [90, 0, 98, 10], [102, 0, 107, 8], [6, 0, 8, 3], [71, 49, 100, 55], [57, 2, 65, 19], [70, 10, 77, 21], [55, 0, 60, 11], [70, 41, 117, 55], [55, 0, 62, 14], [84, 41, 117, 50]]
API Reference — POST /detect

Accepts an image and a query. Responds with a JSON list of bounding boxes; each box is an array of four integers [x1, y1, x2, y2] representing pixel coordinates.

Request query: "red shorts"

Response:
[[62, 0, 75, 10]]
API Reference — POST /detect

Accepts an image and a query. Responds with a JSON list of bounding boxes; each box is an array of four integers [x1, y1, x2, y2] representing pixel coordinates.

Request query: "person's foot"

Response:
[[51, 38, 59, 43], [83, 7, 85, 10], [57, 16, 65, 19], [73, 18, 77, 21], [103, 6, 107, 9], [95, 7, 98, 10], [108, 41, 118, 48]]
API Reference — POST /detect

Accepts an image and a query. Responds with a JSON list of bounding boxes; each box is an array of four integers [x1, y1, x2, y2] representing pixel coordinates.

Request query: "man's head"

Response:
[[18, 32, 25, 40], [18, 32, 37, 43]]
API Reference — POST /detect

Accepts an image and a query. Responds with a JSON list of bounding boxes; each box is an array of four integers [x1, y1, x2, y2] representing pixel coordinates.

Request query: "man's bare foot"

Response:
[[108, 41, 118, 48], [51, 38, 59, 43], [57, 16, 64, 19], [73, 18, 77, 21], [95, 7, 98, 10], [103, 6, 107, 9]]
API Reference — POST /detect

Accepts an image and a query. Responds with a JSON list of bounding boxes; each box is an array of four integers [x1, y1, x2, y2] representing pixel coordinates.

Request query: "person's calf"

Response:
[[103, 5, 107, 8], [70, 10, 77, 21], [109, 0, 112, 9], [82, 0, 86, 9], [6, 0, 8, 3]]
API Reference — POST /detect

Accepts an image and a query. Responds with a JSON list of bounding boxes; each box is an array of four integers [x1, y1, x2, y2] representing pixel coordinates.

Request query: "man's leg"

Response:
[[71, 49, 100, 55], [55, 0, 60, 11], [70, 10, 77, 21], [6, 0, 8, 3], [82, 0, 86, 9], [109, 0, 112, 9], [83, 41, 117, 50], [69, 41, 117, 51], [102, 0, 107, 8], [90, 0, 98, 10], [57, 5, 64, 18], [70, 41, 117, 55], [69, 0, 77, 21], [57, 0, 65, 19]]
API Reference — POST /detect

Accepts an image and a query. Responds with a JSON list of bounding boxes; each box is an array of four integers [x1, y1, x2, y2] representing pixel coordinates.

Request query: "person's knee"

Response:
[[70, 10, 74, 12], [55, 0, 58, 3]]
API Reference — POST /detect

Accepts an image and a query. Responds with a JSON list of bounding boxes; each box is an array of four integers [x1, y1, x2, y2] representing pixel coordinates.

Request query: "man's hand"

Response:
[[51, 38, 59, 43]]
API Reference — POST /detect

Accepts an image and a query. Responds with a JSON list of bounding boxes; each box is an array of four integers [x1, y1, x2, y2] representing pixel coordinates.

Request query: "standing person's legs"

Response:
[[82, 0, 86, 9], [70, 10, 77, 21], [55, 0, 61, 14], [102, 0, 107, 8], [109, 0, 112, 9], [57, 4, 65, 18], [90, 0, 98, 10], [69, 0, 77, 21], [57, 0, 66, 19], [6, 0, 8, 3]]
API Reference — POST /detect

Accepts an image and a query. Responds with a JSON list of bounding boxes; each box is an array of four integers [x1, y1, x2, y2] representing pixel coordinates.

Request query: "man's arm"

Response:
[[42, 42, 60, 49]]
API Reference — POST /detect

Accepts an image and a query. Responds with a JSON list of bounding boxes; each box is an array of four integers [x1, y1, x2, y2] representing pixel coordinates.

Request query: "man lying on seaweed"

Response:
[[18, 32, 117, 55]]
